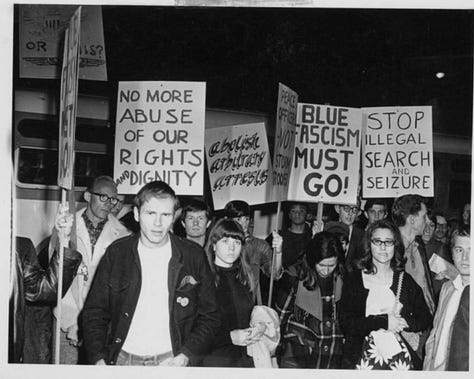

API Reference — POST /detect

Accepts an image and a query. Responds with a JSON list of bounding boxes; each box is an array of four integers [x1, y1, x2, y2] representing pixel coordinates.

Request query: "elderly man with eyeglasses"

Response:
[[334, 200, 365, 273], [52, 175, 131, 364]]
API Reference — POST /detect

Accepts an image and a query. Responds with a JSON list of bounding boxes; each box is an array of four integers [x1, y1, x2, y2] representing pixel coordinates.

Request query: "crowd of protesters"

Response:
[[10, 177, 470, 371]]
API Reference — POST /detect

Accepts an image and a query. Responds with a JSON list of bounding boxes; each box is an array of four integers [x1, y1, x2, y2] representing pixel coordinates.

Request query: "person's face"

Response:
[[289, 205, 307, 226], [110, 195, 125, 217], [315, 257, 338, 278], [463, 204, 471, 224], [410, 203, 428, 236], [86, 180, 118, 222], [452, 235, 470, 279], [335, 204, 360, 226], [365, 204, 387, 225], [134, 196, 176, 248], [183, 210, 209, 238], [213, 236, 242, 268], [233, 216, 250, 235], [370, 228, 396, 266], [422, 218, 436, 242], [434, 216, 448, 240]]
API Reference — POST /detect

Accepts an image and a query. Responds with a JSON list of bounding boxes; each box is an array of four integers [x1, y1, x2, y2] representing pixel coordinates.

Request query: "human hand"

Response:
[[159, 353, 189, 366], [230, 328, 255, 346], [312, 220, 324, 236], [272, 231, 283, 253], [95, 359, 106, 365], [248, 322, 267, 342], [66, 325, 81, 346], [55, 203, 73, 241], [388, 313, 408, 333]]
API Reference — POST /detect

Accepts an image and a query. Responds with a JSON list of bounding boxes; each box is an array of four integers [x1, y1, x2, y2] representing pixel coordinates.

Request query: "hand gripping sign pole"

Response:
[[55, 7, 81, 364], [267, 201, 281, 307]]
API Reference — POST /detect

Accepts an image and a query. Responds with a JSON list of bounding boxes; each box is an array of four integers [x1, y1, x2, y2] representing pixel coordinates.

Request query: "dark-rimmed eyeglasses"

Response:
[[90, 192, 120, 205], [371, 239, 395, 248], [341, 205, 360, 214]]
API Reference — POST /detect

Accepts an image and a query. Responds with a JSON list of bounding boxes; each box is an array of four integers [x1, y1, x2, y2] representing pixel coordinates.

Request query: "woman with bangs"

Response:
[[202, 218, 261, 367], [339, 219, 432, 369]]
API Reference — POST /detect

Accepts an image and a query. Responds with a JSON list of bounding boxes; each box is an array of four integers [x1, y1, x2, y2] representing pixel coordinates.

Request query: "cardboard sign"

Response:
[[205, 123, 272, 210], [288, 103, 362, 204], [271, 83, 298, 202], [57, 7, 81, 190], [19, 5, 107, 80], [362, 106, 433, 198], [114, 81, 206, 195]]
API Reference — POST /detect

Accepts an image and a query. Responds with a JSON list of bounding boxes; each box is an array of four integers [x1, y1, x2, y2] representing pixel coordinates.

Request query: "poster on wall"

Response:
[[19, 4, 107, 80], [361, 106, 434, 198], [114, 81, 206, 195], [57, 7, 80, 190], [205, 123, 272, 210], [287, 103, 362, 204], [271, 83, 298, 202]]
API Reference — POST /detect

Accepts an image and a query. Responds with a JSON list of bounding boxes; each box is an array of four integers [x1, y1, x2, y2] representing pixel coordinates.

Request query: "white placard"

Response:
[[114, 81, 206, 195]]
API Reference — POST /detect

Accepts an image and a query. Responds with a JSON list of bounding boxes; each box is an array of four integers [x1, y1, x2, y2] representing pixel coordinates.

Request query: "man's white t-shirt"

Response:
[[121, 238, 172, 355]]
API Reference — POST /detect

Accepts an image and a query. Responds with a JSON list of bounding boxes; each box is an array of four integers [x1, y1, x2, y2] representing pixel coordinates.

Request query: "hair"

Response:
[[302, 231, 345, 290], [134, 181, 180, 211], [426, 210, 437, 227], [87, 175, 116, 192], [204, 218, 255, 293], [450, 224, 471, 248], [391, 194, 426, 227], [358, 219, 406, 274], [364, 198, 388, 212], [180, 198, 212, 222], [224, 200, 250, 219]]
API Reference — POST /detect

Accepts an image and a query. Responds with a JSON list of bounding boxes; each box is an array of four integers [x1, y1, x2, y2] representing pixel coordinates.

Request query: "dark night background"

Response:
[[13, 5, 474, 138]]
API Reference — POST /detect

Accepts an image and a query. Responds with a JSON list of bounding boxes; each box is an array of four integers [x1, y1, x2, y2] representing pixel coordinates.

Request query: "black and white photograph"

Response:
[[2, 0, 472, 377]]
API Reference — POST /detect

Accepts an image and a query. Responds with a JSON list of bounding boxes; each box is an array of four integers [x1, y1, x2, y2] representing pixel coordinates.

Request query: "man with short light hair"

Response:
[[180, 198, 212, 247], [82, 181, 220, 366]]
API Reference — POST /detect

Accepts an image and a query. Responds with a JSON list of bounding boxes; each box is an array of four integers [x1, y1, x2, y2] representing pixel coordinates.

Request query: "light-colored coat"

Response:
[[53, 208, 131, 331]]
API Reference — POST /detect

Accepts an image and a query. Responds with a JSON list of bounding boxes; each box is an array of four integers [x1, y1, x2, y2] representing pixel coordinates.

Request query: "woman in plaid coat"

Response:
[[275, 231, 345, 369]]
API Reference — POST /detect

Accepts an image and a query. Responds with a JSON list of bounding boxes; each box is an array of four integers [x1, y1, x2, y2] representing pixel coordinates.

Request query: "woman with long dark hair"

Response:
[[201, 218, 262, 367], [339, 219, 432, 369], [276, 231, 345, 369]]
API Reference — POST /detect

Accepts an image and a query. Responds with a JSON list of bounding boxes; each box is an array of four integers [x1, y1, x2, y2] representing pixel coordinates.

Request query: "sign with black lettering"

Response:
[[114, 81, 206, 195], [271, 83, 298, 202], [362, 106, 433, 197], [288, 103, 362, 204], [57, 7, 80, 190], [19, 5, 107, 80], [205, 123, 272, 210]]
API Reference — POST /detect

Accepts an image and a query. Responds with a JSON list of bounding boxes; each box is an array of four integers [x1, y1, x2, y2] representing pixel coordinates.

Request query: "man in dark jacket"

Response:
[[9, 235, 82, 363], [82, 181, 220, 366]]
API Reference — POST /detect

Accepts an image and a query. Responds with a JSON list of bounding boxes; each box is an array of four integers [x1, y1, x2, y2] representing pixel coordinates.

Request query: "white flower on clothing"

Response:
[[390, 359, 411, 370], [367, 340, 388, 366], [356, 358, 374, 370]]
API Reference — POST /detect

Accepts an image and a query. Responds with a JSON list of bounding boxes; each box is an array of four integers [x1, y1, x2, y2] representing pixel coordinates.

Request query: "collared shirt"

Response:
[[82, 212, 107, 255]]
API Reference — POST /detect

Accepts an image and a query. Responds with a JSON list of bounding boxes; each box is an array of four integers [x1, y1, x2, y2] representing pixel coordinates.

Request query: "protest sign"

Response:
[[362, 106, 433, 198], [287, 103, 362, 204], [205, 123, 272, 210], [114, 81, 206, 195], [19, 5, 107, 80], [57, 7, 80, 190], [271, 83, 298, 202]]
